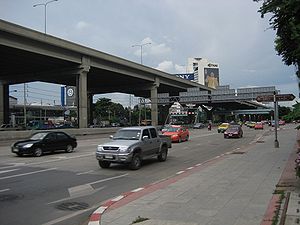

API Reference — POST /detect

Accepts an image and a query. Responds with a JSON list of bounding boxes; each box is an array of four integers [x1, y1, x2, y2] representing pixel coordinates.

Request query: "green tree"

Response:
[[254, 0, 300, 78], [278, 105, 291, 118]]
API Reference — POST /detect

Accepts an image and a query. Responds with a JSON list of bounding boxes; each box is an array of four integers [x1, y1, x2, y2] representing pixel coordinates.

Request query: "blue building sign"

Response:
[[175, 73, 195, 81]]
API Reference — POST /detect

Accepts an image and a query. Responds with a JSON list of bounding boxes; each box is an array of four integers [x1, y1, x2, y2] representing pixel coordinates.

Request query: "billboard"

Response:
[[174, 73, 195, 81], [204, 68, 219, 89]]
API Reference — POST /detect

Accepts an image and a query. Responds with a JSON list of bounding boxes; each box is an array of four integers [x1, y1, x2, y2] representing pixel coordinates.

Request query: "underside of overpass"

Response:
[[0, 19, 212, 127]]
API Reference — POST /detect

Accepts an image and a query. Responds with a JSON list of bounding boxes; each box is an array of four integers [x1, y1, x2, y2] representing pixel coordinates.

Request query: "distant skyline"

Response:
[[1, 0, 298, 107]]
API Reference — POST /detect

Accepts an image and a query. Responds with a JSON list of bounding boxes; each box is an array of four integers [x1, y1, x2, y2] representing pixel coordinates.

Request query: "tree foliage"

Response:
[[254, 0, 300, 77]]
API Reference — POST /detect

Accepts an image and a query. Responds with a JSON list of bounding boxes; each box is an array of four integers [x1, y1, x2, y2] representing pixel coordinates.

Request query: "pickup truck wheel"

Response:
[[98, 161, 111, 168], [130, 154, 142, 170], [158, 146, 168, 162]]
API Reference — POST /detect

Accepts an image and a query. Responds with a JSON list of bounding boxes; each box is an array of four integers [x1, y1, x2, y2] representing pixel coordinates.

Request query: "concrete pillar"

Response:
[[87, 93, 93, 126], [77, 71, 88, 128], [76, 57, 90, 128], [151, 77, 160, 126], [0, 82, 9, 125]]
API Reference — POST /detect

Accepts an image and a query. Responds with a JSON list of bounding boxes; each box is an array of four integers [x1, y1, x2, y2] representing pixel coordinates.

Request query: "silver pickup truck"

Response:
[[96, 126, 172, 170]]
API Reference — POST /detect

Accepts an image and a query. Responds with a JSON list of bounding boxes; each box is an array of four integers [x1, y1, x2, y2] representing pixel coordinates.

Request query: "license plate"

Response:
[[229, 134, 232, 136], [12, 148, 19, 152], [105, 155, 114, 159]]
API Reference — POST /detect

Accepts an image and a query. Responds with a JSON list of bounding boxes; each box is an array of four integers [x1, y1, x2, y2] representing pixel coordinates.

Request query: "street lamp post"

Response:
[[132, 42, 151, 65], [33, 0, 58, 34]]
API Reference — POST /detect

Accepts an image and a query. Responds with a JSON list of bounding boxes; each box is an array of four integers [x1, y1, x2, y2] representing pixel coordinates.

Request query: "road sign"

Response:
[[256, 94, 295, 102], [275, 94, 295, 102], [256, 95, 274, 102]]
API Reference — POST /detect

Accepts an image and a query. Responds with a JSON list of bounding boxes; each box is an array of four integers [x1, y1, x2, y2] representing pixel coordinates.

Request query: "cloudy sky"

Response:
[[1, 0, 298, 106]]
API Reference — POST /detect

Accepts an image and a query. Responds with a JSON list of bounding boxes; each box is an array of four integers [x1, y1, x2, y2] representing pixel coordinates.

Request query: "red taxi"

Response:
[[162, 125, 189, 142]]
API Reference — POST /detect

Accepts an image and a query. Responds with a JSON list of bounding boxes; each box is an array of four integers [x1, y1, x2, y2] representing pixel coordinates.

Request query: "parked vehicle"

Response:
[[96, 126, 171, 170], [254, 122, 264, 130], [224, 126, 243, 138], [11, 131, 77, 157], [193, 123, 205, 129], [217, 123, 229, 133], [161, 125, 189, 142]]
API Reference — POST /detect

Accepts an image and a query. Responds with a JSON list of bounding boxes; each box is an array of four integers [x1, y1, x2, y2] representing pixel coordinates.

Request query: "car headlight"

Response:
[[97, 146, 104, 152], [119, 146, 131, 153], [23, 143, 33, 148], [172, 134, 178, 138]]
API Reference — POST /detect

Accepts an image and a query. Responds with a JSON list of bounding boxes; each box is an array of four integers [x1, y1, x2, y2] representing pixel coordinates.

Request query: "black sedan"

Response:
[[11, 131, 77, 157]]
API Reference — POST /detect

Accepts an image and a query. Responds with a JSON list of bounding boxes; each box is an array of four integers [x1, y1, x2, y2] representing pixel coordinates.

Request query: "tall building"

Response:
[[187, 58, 220, 89]]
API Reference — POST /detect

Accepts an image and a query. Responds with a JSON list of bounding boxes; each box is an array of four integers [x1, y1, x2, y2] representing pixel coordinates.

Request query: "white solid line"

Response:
[[176, 171, 185, 175], [0, 168, 57, 180], [47, 186, 105, 205], [88, 173, 129, 185], [94, 206, 108, 214], [76, 170, 94, 175], [111, 195, 124, 202], [0, 168, 19, 174], [195, 163, 202, 166], [0, 188, 10, 193], [131, 187, 144, 192], [187, 167, 194, 170], [215, 156, 220, 158]]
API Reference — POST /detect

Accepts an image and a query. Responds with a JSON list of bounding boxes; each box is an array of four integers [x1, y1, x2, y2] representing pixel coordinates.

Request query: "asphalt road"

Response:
[[0, 126, 271, 225]]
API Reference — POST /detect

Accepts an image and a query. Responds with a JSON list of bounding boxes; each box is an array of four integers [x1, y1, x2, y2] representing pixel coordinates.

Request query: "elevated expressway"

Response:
[[0, 19, 211, 127]]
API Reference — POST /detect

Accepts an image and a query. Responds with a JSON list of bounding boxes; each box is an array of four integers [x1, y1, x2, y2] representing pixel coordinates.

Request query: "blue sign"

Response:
[[175, 73, 194, 81]]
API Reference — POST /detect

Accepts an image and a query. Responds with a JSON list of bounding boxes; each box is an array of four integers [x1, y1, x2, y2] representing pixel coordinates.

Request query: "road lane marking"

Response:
[[0, 168, 19, 174], [176, 171, 185, 175], [47, 186, 106, 205], [187, 167, 194, 170], [0, 188, 10, 193], [76, 170, 94, 175], [0, 168, 57, 180], [69, 184, 94, 197], [88, 173, 129, 185]]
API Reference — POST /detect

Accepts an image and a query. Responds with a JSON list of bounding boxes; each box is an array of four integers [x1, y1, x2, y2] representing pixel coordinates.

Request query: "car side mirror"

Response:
[[142, 136, 149, 141]]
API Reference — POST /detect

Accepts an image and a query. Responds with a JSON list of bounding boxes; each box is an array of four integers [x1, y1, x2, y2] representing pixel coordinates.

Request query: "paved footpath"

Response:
[[89, 127, 297, 225]]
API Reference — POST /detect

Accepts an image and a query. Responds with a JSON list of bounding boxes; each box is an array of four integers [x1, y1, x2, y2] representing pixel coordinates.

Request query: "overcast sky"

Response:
[[1, 0, 298, 106]]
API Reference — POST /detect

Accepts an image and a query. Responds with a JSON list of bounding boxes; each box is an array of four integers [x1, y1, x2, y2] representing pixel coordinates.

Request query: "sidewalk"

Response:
[[90, 127, 297, 225]]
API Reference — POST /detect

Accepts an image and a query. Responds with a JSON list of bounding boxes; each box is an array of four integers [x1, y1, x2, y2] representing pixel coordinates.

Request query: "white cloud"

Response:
[[156, 61, 174, 73], [75, 21, 90, 30], [133, 37, 171, 57], [174, 64, 186, 73]]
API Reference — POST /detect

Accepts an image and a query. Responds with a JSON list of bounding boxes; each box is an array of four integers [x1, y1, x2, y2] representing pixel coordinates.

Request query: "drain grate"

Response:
[[256, 140, 265, 143], [56, 202, 89, 211], [0, 194, 23, 202]]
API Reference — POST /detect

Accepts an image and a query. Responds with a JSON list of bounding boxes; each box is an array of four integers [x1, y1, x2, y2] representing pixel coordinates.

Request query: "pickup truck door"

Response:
[[141, 129, 152, 157], [149, 128, 160, 154]]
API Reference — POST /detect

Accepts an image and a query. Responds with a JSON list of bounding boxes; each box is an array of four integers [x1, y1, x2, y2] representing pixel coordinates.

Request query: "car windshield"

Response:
[[113, 129, 141, 140], [165, 127, 179, 132], [30, 132, 48, 140], [227, 127, 239, 132]]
